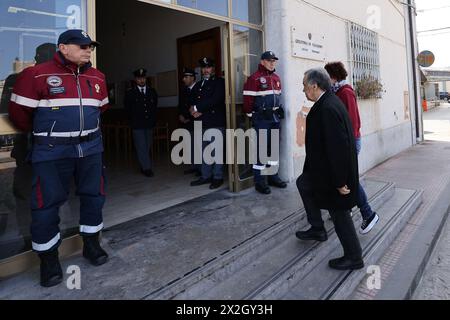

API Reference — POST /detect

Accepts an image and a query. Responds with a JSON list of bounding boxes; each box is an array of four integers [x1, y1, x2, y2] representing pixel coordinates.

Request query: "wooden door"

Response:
[[177, 27, 222, 82]]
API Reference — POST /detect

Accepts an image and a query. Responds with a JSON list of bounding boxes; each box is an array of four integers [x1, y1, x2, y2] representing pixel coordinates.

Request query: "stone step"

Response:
[[281, 187, 422, 300], [146, 179, 395, 299], [197, 187, 421, 300]]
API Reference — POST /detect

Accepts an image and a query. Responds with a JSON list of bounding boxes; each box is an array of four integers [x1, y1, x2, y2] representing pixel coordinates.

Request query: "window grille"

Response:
[[348, 22, 380, 86]]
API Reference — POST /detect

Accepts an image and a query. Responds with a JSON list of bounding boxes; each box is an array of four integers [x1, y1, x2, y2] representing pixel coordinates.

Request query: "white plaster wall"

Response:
[[265, 0, 414, 180], [96, 0, 224, 108]]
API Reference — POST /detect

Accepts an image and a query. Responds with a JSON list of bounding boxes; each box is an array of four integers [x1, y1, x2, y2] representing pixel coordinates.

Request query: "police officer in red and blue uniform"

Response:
[[8, 29, 109, 287], [243, 51, 287, 194]]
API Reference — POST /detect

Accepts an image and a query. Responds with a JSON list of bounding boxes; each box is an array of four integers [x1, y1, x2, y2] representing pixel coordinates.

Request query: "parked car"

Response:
[[439, 91, 450, 101]]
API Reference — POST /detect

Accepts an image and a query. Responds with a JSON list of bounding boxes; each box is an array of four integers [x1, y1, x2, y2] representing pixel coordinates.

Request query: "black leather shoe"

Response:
[[295, 227, 328, 242], [268, 177, 287, 188], [141, 169, 154, 177], [328, 256, 364, 270], [190, 178, 212, 186], [82, 233, 108, 266], [210, 179, 224, 189], [255, 182, 271, 195], [39, 248, 63, 288]]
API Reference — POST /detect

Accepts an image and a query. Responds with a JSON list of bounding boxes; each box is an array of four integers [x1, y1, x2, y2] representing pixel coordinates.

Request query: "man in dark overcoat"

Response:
[[296, 68, 364, 270]]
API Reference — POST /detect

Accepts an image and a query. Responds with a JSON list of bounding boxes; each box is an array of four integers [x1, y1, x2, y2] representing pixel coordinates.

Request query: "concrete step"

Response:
[[146, 179, 395, 299], [197, 187, 421, 300], [281, 187, 423, 300]]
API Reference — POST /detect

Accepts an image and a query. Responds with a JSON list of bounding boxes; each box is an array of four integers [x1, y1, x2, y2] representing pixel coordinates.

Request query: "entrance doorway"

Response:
[[0, 0, 264, 273], [94, 0, 232, 229]]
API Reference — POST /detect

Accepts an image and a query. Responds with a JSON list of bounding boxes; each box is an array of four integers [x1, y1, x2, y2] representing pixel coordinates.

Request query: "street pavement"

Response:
[[413, 102, 450, 299]]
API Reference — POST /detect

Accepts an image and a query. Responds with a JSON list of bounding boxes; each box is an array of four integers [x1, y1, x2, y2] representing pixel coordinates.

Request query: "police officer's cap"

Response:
[[261, 51, 279, 61], [133, 68, 147, 78], [199, 57, 215, 68], [57, 29, 100, 47], [183, 68, 197, 77]]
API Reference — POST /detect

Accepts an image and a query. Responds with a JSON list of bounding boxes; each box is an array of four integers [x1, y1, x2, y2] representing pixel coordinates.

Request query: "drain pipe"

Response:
[[406, 0, 424, 142]]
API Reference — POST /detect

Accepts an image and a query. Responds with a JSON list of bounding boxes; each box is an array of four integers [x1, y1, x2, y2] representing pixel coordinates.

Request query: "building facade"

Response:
[[0, 0, 422, 275]]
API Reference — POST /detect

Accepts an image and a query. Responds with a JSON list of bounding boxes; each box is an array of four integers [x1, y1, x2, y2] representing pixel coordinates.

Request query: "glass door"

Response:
[[227, 24, 263, 192]]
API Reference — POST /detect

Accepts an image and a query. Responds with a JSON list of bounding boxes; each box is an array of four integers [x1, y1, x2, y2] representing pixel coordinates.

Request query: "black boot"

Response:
[[255, 179, 271, 194], [268, 175, 287, 188], [38, 248, 63, 288], [82, 233, 108, 266]]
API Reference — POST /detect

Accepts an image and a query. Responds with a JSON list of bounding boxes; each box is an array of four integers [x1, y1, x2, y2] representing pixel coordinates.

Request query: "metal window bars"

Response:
[[348, 22, 381, 87]]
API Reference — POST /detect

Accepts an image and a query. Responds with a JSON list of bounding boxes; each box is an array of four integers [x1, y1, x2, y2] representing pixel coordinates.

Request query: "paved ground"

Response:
[[413, 214, 450, 299], [413, 103, 450, 299], [351, 102, 450, 300]]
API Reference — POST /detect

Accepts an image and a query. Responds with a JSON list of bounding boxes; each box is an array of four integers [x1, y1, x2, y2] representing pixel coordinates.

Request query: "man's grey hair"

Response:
[[304, 68, 332, 92]]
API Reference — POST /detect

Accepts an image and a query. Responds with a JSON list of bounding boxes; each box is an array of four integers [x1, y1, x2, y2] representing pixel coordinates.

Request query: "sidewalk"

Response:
[[352, 103, 450, 300]]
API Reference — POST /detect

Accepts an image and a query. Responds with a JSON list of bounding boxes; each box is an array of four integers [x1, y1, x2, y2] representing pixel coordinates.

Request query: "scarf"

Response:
[[331, 80, 347, 93]]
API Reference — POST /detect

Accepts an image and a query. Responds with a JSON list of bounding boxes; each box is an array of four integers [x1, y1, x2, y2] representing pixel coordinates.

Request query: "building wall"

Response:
[[424, 83, 438, 100], [265, 0, 414, 180]]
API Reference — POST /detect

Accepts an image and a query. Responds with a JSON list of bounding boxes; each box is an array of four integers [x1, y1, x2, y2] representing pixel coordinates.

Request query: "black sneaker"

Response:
[[360, 212, 379, 235]]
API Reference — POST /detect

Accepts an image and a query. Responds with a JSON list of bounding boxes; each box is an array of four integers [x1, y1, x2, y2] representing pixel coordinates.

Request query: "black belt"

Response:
[[34, 130, 101, 145]]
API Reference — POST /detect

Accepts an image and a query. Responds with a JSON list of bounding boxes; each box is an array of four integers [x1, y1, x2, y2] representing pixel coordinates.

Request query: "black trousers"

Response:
[[296, 173, 362, 260]]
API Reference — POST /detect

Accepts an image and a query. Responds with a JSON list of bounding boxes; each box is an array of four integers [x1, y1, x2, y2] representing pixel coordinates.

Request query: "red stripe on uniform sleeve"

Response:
[[36, 177, 44, 209]]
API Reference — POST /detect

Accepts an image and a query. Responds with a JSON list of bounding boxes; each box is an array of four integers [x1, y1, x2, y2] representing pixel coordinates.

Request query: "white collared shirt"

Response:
[[137, 85, 146, 95], [316, 91, 325, 102]]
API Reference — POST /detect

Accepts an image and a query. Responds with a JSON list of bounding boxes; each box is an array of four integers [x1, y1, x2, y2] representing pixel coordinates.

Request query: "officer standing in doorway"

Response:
[[8, 29, 109, 288], [178, 67, 200, 175], [124, 68, 158, 177], [189, 57, 226, 190], [243, 51, 287, 194]]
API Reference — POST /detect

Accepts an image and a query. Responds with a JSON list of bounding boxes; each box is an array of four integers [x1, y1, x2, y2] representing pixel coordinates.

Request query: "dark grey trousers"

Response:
[[296, 173, 363, 260]]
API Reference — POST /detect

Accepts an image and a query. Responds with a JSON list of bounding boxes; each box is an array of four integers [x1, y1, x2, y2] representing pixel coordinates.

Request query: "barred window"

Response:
[[348, 22, 380, 86]]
